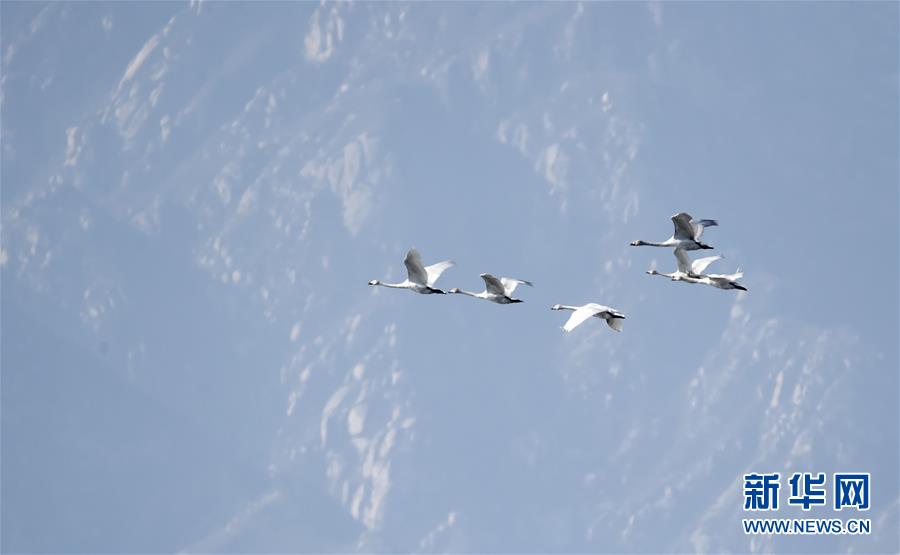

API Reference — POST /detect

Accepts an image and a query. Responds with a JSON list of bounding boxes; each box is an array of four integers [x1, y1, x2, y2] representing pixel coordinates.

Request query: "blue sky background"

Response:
[[2, 2, 898, 553]]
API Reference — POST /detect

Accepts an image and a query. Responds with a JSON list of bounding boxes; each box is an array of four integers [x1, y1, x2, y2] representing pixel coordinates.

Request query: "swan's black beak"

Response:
[[734, 284, 748, 291]]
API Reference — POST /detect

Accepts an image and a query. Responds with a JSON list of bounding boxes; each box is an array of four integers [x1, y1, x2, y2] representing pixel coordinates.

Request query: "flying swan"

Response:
[[449, 273, 533, 304], [647, 248, 747, 291], [368, 248, 455, 294], [688, 270, 748, 291], [550, 303, 626, 332], [646, 248, 722, 280], [631, 212, 718, 251]]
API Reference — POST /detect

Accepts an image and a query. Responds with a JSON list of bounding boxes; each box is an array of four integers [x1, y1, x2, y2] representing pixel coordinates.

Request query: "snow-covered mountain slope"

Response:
[[2, 3, 897, 553]]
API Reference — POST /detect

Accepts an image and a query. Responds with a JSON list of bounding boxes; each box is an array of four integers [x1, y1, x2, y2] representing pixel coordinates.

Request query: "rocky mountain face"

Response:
[[2, 3, 897, 553]]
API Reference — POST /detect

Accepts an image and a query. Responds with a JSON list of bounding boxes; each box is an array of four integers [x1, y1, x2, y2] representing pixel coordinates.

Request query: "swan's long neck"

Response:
[[555, 304, 578, 311], [639, 240, 670, 247], [377, 281, 410, 289], [452, 289, 482, 298]]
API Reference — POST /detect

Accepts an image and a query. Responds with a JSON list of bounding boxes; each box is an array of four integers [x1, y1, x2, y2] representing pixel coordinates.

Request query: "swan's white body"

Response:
[[551, 303, 625, 332], [369, 249, 455, 294], [689, 272, 747, 291], [631, 212, 718, 251], [647, 248, 747, 291], [449, 273, 532, 304]]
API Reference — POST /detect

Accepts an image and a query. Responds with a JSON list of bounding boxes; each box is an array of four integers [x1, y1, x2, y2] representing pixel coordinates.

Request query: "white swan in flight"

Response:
[[550, 303, 625, 332], [449, 273, 532, 304], [646, 248, 723, 280], [631, 212, 717, 251], [690, 270, 748, 291], [368, 248, 455, 294], [647, 248, 747, 291]]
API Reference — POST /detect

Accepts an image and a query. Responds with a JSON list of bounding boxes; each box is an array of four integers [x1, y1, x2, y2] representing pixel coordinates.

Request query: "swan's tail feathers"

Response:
[[696, 219, 718, 228], [607, 317, 624, 332]]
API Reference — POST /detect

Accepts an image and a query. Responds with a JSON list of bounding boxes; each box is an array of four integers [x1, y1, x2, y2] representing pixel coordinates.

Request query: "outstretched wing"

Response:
[[673, 247, 692, 275], [706, 266, 743, 281], [562, 304, 608, 333], [500, 277, 532, 296], [673, 212, 717, 240], [691, 255, 722, 275], [606, 316, 625, 332], [692, 219, 718, 239], [671, 213, 696, 240], [404, 249, 428, 286], [604, 306, 625, 319], [480, 273, 506, 296], [425, 260, 455, 286]]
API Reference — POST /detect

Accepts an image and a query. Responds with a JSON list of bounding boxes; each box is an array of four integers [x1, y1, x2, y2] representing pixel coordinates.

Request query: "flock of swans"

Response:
[[368, 212, 747, 333]]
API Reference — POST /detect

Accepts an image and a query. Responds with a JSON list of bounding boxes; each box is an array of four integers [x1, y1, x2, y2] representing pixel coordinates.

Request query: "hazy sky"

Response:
[[2, 2, 898, 553]]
